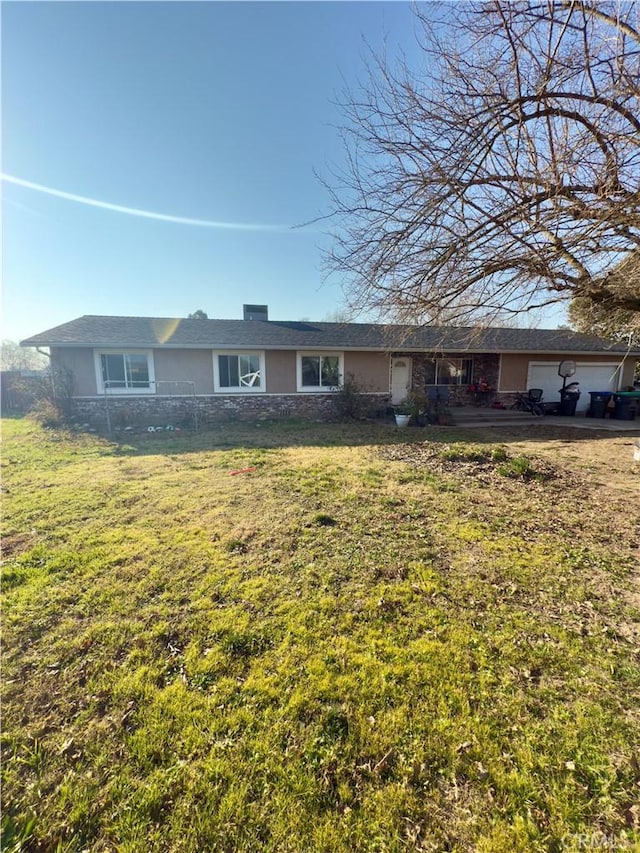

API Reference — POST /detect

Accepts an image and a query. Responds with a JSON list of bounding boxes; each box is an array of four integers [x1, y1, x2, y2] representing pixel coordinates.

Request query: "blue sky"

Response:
[[2, 1, 423, 341]]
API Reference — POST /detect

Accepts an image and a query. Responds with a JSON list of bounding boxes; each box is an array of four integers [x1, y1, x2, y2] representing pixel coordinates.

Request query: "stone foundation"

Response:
[[71, 392, 391, 431]]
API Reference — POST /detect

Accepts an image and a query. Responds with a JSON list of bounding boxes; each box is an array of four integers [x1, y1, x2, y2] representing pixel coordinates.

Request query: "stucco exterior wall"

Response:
[[264, 350, 390, 393], [343, 351, 389, 392], [498, 353, 634, 391], [265, 351, 296, 393], [51, 347, 98, 396], [53, 347, 216, 396], [53, 347, 395, 397], [621, 358, 637, 387], [153, 349, 214, 394], [55, 345, 637, 405]]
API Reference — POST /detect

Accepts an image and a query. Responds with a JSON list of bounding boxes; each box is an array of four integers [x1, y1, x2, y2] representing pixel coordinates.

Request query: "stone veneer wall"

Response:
[[394, 352, 501, 406], [72, 393, 391, 430], [472, 354, 500, 390], [456, 353, 502, 405]]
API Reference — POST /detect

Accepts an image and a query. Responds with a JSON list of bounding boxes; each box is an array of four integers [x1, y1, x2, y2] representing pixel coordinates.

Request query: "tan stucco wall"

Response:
[[153, 349, 214, 394], [621, 359, 637, 387], [58, 345, 634, 400], [265, 351, 296, 393], [52, 347, 215, 395], [265, 350, 390, 393], [499, 354, 536, 391], [51, 347, 98, 396], [499, 353, 635, 391], [344, 352, 389, 392]]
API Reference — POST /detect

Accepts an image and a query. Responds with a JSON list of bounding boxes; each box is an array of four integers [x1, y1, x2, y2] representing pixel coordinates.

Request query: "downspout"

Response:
[[36, 347, 55, 399]]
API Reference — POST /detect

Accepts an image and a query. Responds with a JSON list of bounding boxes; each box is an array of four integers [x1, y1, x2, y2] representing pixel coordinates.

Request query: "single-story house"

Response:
[[21, 305, 640, 424]]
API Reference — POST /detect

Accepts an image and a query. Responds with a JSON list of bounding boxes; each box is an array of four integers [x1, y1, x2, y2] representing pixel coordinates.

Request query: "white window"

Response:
[[94, 350, 155, 394], [297, 352, 343, 391], [213, 351, 265, 392]]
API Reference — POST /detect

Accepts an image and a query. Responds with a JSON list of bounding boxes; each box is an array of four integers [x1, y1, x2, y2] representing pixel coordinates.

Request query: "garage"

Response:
[[526, 361, 622, 412]]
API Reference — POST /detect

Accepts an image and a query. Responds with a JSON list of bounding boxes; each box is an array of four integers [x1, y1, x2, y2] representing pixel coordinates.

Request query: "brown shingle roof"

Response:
[[20, 314, 640, 354]]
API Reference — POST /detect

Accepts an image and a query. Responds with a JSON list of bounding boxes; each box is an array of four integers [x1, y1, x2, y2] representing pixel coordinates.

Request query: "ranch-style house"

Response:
[[21, 305, 639, 426]]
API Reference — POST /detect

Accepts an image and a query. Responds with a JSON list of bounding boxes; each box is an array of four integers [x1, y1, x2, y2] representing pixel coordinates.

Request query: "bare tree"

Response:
[[324, 1, 640, 326], [1, 340, 47, 371]]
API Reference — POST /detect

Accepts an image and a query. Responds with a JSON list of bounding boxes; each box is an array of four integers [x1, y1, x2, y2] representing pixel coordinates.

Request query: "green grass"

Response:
[[2, 418, 639, 852]]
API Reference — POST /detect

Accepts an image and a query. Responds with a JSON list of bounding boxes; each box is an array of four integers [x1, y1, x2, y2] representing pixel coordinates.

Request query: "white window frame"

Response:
[[296, 352, 344, 392], [94, 349, 155, 394], [213, 350, 265, 393]]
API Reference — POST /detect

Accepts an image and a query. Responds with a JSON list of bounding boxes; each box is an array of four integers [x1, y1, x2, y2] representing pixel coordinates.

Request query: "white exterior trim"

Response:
[[212, 350, 266, 393], [94, 349, 155, 394], [296, 351, 344, 392]]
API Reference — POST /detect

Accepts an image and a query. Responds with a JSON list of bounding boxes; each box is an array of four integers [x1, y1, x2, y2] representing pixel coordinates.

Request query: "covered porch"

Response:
[[390, 351, 502, 408]]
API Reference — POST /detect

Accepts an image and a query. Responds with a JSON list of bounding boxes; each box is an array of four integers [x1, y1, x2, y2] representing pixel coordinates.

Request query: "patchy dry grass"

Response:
[[2, 417, 639, 852]]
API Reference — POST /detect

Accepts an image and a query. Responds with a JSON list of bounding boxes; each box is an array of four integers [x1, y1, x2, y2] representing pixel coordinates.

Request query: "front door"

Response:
[[391, 357, 412, 404]]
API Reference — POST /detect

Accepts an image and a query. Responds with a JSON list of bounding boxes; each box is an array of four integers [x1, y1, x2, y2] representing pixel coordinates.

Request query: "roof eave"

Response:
[[30, 341, 640, 356]]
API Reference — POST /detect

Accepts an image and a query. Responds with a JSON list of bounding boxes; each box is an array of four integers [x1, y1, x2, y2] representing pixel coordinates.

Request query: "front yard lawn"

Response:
[[2, 417, 639, 852]]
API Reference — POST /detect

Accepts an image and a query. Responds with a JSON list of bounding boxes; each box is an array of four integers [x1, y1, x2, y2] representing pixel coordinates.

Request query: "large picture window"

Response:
[[95, 351, 154, 393], [297, 353, 343, 391], [213, 352, 264, 392], [424, 358, 473, 386]]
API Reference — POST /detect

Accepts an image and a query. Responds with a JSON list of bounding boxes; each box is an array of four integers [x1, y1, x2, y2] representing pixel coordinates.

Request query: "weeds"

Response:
[[497, 454, 542, 480], [439, 444, 491, 463]]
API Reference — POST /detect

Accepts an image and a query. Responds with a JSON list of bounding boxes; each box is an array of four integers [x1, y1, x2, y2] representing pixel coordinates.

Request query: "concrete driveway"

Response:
[[450, 411, 640, 432]]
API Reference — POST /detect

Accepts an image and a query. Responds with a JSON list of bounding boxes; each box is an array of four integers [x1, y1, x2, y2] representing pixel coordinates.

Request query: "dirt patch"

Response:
[[383, 431, 639, 557], [381, 441, 585, 489], [493, 428, 640, 496], [1, 531, 36, 558]]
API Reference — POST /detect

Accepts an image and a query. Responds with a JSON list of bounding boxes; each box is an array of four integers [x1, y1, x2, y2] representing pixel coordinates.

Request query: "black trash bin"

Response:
[[559, 389, 580, 416], [612, 392, 637, 421], [588, 391, 612, 418]]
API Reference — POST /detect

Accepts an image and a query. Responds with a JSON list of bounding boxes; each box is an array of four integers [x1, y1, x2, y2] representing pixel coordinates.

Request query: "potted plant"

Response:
[[437, 406, 454, 426], [393, 399, 413, 427], [406, 389, 428, 426]]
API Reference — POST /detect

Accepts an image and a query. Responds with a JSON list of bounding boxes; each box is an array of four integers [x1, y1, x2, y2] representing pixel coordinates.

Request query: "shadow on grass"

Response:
[[5, 412, 636, 458], [93, 416, 639, 458]]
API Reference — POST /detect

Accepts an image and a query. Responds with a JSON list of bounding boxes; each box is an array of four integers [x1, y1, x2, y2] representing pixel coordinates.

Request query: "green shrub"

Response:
[[333, 373, 376, 420]]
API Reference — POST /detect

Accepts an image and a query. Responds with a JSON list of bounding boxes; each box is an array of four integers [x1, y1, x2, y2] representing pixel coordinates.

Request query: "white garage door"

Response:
[[526, 362, 621, 412]]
